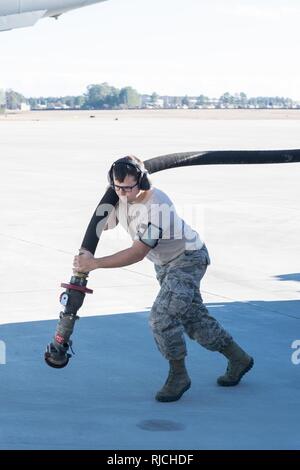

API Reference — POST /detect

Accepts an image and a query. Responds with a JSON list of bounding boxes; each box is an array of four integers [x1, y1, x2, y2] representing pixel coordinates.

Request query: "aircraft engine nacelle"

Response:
[[0, 0, 107, 31]]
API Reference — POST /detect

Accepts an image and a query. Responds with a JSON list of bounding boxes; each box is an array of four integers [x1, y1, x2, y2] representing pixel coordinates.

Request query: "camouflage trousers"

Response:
[[150, 245, 232, 360]]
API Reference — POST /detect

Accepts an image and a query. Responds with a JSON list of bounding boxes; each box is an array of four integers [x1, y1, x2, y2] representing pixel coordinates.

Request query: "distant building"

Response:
[[20, 102, 30, 111], [141, 95, 164, 109], [154, 98, 164, 108], [0, 88, 5, 113], [162, 96, 182, 108], [33, 103, 47, 109], [188, 97, 198, 108], [141, 95, 150, 108]]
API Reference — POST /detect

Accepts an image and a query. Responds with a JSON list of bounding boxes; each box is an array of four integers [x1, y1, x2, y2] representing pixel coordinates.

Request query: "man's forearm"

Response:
[[74, 242, 150, 272], [94, 247, 143, 269]]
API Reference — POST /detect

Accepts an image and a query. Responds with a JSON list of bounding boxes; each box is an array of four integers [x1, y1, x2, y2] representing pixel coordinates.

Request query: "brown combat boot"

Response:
[[218, 341, 254, 386], [155, 359, 191, 402]]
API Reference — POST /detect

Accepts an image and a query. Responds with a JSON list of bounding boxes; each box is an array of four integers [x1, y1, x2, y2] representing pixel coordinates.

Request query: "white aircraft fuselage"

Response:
[[0, 0, 107, 31]]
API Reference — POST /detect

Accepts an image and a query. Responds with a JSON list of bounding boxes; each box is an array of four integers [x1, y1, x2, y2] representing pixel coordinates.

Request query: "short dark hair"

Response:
[[112, 155, 143, 183]]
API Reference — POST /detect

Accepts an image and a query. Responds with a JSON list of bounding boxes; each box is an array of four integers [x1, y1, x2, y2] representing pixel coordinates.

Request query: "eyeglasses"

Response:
[[113, 182, 139, 193]]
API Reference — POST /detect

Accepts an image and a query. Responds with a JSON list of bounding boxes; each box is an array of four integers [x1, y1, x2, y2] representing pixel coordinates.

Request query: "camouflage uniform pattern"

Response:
[[150, 245, 232, 360]]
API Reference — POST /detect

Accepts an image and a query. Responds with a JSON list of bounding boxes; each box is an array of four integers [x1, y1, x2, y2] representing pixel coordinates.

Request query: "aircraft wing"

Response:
[[0, 10, 47, 32]]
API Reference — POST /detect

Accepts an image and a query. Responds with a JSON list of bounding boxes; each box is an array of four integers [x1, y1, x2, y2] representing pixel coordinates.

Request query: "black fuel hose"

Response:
[[81, 148, 300, 254]]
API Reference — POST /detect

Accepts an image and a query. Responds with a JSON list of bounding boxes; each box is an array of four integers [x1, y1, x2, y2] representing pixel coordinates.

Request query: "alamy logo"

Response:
[[95, 201, 207, 241], [291, 340, 300, 365], [0, 340, 6, 365]]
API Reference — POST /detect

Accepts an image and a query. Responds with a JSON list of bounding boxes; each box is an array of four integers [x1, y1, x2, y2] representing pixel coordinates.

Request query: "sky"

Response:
[[0, 0, 300, 99]]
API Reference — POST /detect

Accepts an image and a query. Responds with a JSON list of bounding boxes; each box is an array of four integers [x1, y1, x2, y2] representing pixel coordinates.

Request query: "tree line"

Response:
[[3, 84, 299, 110], [31, 83, 139, 110]]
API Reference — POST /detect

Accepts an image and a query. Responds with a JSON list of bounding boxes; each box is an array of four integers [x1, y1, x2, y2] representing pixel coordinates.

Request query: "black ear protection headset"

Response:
[[107, 157, 151, 191]]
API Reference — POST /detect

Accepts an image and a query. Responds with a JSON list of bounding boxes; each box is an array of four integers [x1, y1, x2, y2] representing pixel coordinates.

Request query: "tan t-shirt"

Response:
[[116, 187, 203, 266]]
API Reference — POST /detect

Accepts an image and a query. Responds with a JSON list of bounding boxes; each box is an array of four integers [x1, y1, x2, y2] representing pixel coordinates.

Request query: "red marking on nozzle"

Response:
[[55, 334, 64, 344], [60, 283, 93, 294]]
